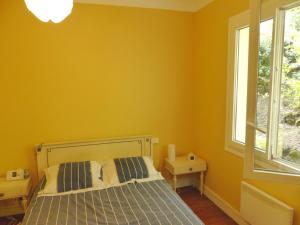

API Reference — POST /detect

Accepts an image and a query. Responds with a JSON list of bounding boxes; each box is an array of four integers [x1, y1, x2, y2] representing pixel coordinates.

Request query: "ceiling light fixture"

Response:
[[24, 0, 73, 23]]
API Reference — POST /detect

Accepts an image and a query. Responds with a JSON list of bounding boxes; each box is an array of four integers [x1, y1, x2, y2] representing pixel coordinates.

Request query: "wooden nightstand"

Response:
[[165, 156, 207, 195], [0, 176, 32, 217]]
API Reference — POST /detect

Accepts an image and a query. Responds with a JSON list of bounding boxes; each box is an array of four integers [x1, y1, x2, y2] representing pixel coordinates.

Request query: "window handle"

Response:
[[246, 121, 267, 134]]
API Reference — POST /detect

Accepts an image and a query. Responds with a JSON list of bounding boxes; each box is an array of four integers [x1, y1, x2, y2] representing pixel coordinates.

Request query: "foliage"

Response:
[[258, 8, 300, 116], [257, 6, 300, 163], [258, 39, 272, 95]]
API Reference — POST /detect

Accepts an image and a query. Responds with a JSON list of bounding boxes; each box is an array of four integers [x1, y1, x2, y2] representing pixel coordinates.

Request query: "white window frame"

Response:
[[225, 10, 250, 158], [226, 4, 300, 182], [226, 9, 276, 157], [245, 0, 300, 184]]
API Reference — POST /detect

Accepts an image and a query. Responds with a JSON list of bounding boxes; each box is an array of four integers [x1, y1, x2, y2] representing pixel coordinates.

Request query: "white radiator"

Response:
[[240, 181, 294, 225]]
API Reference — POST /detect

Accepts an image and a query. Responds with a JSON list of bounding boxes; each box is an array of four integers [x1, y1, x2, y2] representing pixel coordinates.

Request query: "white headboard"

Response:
[[36, 136, 158, 180]]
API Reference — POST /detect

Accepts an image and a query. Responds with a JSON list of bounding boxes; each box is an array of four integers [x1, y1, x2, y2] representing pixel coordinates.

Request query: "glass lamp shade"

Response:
[[24, 0, 73, 23]]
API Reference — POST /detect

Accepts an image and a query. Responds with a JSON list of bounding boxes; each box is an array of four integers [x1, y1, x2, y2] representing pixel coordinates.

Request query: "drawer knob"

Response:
[[0, 193, 4, 198], [189, 168, 193, 171]]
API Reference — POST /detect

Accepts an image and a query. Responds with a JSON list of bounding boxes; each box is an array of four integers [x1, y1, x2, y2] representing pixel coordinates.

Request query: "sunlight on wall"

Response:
[[0, 0, 299, 224], [0, 0, 195, 182], [194, 0, 300, 224]]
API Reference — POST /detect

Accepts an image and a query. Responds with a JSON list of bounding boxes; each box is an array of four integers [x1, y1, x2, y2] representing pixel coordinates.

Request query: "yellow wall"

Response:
[[1, 0, 300, 224], [0, 0, 196, 181], [194, 0, 300, 224]]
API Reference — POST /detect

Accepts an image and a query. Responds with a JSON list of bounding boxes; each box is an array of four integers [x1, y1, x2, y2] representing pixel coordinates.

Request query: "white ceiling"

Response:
[[75, 0, 214, 12]]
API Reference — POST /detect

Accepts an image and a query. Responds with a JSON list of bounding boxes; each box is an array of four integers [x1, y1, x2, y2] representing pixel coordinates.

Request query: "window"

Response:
[[233, 26, 249, 145], [246, 0, 300, 182], [255, 19, 273, 152], [226, 11, 250, 156], [226, 12, 273, 156], [233, 21, 273, 149], [227, 1, 300, 179], [268, 5, 300, 169]]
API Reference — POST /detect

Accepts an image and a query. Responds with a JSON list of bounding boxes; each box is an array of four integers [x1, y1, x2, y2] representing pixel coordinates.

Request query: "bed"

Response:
[[22, 136, 205, 225]]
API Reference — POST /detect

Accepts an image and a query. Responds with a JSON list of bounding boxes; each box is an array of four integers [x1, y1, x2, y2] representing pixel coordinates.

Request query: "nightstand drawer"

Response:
[[173, 164, 204, 175], [165, 162, 206, 175], [165, 158, 206, 175]]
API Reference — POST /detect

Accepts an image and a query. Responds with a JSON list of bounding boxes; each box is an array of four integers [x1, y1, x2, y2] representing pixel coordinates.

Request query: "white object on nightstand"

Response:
[[0, 175, 32, 216], [164, 155, 207, 195], [168, 144, 176, 161]]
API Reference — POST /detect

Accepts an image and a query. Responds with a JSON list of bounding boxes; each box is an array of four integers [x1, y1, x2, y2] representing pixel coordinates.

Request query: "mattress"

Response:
[[23, 179, 204, 225]]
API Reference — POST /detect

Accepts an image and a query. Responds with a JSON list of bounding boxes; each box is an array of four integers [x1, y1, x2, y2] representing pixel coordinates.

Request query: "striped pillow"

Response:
[[39, 161, 103, 196], [57, 161, 93, 193], [102, 156, 162, 186], [114, 157, 149, 183]]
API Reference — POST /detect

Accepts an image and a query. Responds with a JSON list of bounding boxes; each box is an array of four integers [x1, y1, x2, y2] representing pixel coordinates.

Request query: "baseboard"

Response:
[[203, 185, 249, 225]]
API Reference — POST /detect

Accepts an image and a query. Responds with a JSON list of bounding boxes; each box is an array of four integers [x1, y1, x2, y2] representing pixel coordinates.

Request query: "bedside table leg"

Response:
[[200, 172, 204, 196], [21, 197, 28, 210], [173, 175, 177, 191]]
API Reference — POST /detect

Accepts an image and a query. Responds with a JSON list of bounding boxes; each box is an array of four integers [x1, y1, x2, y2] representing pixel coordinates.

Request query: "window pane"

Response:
[[276, 6, 300, 167], [248, 0, 300, 178], [234, 27, 249, 144], [256, 19, 273, 151], [234, 21, 273, 146]]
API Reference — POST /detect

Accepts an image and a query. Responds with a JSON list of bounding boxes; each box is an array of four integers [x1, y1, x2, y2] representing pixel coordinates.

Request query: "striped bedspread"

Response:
[[23, 180, 204, 225]]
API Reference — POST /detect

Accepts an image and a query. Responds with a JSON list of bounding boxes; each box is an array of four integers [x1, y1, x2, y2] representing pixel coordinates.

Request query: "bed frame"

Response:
[[36, 136, 158, 180]]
